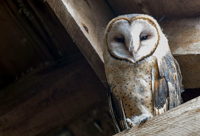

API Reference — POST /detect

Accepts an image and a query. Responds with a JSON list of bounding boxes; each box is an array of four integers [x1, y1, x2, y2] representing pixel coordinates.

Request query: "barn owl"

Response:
[[103, 14, 184, 132]]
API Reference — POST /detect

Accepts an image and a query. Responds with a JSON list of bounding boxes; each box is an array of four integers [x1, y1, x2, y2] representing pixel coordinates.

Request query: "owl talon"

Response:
[[126, 115, 149, 128], [139, 116, 148, 125], [126, 118, 135, 128]]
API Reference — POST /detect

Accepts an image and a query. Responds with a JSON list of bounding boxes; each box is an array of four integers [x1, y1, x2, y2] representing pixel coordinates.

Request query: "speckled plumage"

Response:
[[103, 14, 184, 132], [105, 56, 156, 117]]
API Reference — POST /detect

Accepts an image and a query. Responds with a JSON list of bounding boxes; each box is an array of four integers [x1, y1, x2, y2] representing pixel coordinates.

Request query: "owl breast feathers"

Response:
[[103, 14, 184, 132]]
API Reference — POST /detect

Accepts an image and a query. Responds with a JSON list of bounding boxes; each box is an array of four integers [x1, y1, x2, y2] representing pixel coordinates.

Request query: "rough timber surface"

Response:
[[107, 0, 200, 19], [115, 96, 200, 136], [161, 17, 200, 89], [47, 0, 200, 89], [47, 0, 114, 87], [0, 59, 107, 136]]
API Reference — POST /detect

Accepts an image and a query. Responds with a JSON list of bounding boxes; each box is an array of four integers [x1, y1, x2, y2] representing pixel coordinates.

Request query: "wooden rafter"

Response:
[[0, 59, 107, 136], [47, 0, 115, 87], [47, 0, 200, 89], [115, 96, 200, 136]]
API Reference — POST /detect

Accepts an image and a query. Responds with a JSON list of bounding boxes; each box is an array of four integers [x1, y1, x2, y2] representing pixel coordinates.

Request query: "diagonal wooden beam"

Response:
[[47, 0, 115, 87], [161, 17, 200, 89], [0, 59, 107, 136], [47, 0, 200, 89], [115, 95, 200, 136]]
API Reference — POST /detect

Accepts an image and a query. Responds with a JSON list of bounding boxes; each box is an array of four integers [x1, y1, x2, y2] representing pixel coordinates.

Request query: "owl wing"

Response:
[[108, 87, 128, 132], [154, 53, 184, 115]]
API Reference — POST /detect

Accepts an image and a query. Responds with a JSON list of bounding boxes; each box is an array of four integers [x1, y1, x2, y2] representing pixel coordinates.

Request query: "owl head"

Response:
[[104, 14, 164, 63]]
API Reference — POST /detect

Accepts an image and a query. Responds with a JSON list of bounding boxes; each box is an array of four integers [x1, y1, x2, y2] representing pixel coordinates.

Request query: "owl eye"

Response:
[[115, 36, 125, 44], [140, 35, 148, 41]]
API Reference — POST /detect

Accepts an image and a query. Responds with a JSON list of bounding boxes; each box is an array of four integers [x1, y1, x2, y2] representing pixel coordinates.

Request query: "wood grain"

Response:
[[107, 0, 200, 19], [0, 59, 107, 136], [47, 0, 200, 89], [161, 17, 200, 88], [47, 0, 114, 87], [115, 95, 200, 136]]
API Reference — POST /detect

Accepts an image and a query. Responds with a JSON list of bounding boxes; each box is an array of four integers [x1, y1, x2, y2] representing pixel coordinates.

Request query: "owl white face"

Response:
[[106, 18, 159, 63]]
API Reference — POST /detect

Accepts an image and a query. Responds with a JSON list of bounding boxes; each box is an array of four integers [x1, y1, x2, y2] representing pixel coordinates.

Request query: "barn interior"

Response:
[[1, 0, 200, 136]]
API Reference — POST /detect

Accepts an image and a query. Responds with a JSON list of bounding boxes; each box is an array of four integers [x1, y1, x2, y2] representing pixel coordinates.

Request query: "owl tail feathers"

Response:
[[154, 98, 168, 116], [108, 94, 121, 132], [108, 90, 129, 132], [153, 77, 169, 116]]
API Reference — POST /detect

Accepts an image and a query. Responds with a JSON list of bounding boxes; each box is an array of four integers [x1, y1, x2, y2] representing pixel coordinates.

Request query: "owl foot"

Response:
[[139, 116, 148, 125], [126, 118, 135, 127], [126, 114, 152, 128]]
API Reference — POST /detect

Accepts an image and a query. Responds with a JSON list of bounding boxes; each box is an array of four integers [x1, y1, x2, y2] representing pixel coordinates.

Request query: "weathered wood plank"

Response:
[[0, 0, 81, 89], [115, 95, 200, 136], [47, 0, 114, 87], [65, 106, 115, 136], [107, 0, 200, 19], [47, 0, 200, 89], [0, 59, 107, 136], [161, 17, 200, 89]]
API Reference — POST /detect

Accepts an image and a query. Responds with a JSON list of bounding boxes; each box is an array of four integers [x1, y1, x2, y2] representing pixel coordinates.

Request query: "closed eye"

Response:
[[140, 35, 148, 41], [115, 36, 125, 44]]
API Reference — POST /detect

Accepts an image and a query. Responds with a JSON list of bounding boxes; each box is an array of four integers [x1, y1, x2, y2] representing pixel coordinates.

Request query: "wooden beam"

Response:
[[47, 0, 200, 89], [47, 0, 114, 87], [107, 0, 200, 19], [161, 17, 200, 89], [0, 58, 107, 136], [64, 105, 115, 136], [0, 0, 81, 89], [115, 95, 200, 136]]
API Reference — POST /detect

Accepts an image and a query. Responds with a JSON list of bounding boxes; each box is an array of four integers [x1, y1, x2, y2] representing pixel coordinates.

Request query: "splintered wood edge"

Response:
[[115, 96, 200, 136]]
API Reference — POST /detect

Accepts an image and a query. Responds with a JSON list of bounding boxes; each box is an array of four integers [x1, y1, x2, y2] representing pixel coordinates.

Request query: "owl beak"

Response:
[[131, 50, 136, 60], [129, 46, 136, 60], [130, 40, 139, 60]]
